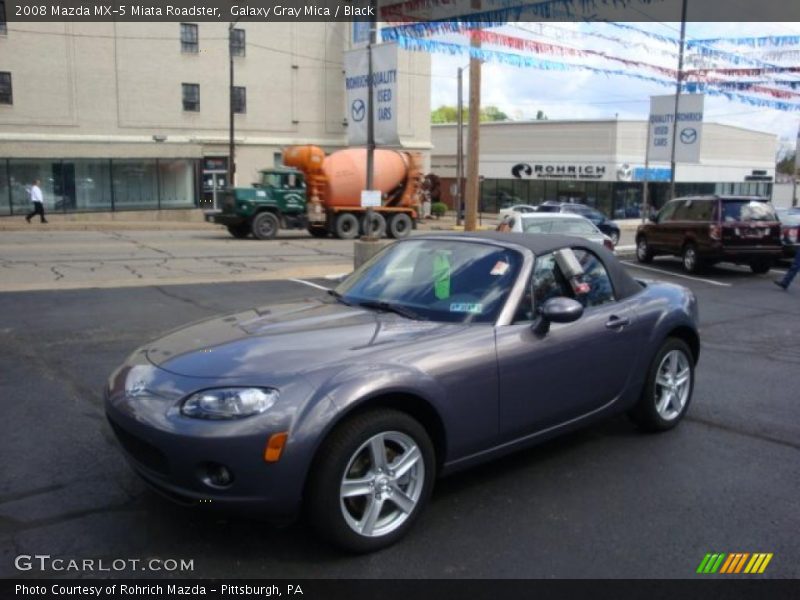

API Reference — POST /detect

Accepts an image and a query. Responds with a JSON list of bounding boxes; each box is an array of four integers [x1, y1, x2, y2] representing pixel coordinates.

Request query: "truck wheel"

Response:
[[387, 213, 413, 239], [252, 212, 279, 240], [308, 226, 329, 238], [226, 224, 250, 239], [334, 213, 360, 240], [361, 213, 387, 238], [749, 259, 772, 274]]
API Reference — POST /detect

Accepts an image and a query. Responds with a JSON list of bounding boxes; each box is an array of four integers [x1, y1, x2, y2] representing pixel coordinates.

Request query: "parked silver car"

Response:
[[498, 212, 615, 250]]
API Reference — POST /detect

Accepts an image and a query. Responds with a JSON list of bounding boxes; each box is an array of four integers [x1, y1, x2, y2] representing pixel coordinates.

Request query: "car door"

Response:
[[649, 200, 681, 252], [495, 248, 642, 439]]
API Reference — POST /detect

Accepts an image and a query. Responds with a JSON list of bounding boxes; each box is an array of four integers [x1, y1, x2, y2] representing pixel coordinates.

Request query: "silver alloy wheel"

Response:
[[683, 247, 697, 271], [339, 431, 425, 538], [654, 349, 691, 421], [611, 231, 620, 246], [636, 239, 649, 260]]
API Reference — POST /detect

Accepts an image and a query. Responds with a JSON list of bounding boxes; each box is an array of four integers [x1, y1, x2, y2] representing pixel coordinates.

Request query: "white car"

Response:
[[497, 212, 615, 250], [498, 204, 539, 220]]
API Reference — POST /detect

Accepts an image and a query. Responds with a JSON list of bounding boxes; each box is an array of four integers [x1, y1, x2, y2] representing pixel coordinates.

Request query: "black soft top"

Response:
[[414, 231, 643, 300]]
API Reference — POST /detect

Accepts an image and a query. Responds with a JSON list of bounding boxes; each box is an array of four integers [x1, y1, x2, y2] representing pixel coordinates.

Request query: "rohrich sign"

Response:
[[512, 163, 608, 180]]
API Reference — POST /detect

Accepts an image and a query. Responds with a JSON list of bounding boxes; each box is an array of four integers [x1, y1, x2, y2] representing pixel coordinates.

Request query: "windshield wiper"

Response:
[[326, 289, 351, 306], [356, 300, 425, 321]]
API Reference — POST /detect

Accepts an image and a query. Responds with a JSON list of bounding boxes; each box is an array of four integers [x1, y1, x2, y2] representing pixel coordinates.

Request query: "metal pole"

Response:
[[456, 67, 464, 226], [794, 124, 800, 207], [642, 118, 652, 223], [464, 31, 482, 232], [668, 0, 688, 201], [228, 22, 236, 192], [364, 0, 377, 238]]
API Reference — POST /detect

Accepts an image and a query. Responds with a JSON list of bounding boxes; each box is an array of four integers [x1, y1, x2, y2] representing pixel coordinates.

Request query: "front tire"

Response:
[[636, 236, 653, 263], [609, 230, 621, 247], [251, 212, 279, 240], [628, 338, 694, 432], [682, 243, 702, 273], [306, 409, 435, 553]]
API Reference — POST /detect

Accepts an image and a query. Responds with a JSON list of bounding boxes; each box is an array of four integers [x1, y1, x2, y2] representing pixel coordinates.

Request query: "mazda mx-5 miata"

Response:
[[106, 232, 699, 552]]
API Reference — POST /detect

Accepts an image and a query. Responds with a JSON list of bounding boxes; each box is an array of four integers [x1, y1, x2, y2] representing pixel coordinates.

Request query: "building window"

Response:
[[230, 28, 245, 57], [0, 2, 7, 35], [233, 86, 246, 114], [0, 72, 12, 105], [182, 83, 200, 112], [180, 23, 198, 53]]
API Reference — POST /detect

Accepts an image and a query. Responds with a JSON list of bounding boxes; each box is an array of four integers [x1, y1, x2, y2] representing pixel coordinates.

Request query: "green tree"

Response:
[[536, 110, 548, 120], [430, 105, 511, 123], [777, 152, 797, 176]]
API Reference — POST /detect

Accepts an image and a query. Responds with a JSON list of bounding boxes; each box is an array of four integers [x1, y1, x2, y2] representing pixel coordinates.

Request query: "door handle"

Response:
[[605, 316, 630, 330]]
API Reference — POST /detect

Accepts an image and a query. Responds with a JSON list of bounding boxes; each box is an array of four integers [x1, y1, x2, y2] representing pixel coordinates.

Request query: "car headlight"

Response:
[[181, 388, 278, 419]]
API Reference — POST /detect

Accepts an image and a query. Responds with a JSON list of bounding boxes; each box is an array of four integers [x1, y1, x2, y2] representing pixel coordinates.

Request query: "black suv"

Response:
[[636, 196, 782, 274], [537, 202, 621, 245]]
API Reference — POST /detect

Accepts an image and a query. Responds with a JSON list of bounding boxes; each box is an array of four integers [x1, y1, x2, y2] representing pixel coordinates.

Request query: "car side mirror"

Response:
[[533, 297, 584, 335]]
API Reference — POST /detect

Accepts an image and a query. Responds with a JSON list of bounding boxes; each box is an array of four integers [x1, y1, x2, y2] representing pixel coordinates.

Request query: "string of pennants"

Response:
[[392, 34, 800, 111], [379, 2, 800, 112]]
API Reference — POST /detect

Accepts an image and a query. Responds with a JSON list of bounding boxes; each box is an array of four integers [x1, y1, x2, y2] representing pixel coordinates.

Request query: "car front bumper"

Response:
[[204, 211, 245, 227]]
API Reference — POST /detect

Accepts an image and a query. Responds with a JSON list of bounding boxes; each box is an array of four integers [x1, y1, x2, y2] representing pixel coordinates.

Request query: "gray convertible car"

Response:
[[106, 232, 699, 552]]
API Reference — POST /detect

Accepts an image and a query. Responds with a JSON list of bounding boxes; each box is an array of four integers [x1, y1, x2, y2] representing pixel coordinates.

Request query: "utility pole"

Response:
[[363, 0, 378, 239], [464, 23, 482, 232], [228, 19, 241, 191], [668, 0, 688, 201], [456, 66, 465, 226], [642, 118, 652, 223], [794, 124, 800, 207]]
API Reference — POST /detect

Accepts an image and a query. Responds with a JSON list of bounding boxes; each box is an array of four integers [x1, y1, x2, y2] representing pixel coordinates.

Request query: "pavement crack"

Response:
[[686, 416, 800, 452], [152, 286, 219, 312]]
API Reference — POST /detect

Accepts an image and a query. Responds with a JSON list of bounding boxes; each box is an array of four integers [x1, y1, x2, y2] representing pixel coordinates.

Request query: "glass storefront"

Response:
[[466, 177, 774, 219], [0, 158, 198, 214]]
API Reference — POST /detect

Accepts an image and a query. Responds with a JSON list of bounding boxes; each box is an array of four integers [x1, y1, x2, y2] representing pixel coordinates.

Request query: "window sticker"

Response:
[[433, 251, 451, 300], [490, 261, 510, 276], [450, 303, 483, 314]]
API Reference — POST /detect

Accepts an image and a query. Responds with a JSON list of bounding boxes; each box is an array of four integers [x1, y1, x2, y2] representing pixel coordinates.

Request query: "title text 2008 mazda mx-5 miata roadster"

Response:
[[106, 232, 699, 552]]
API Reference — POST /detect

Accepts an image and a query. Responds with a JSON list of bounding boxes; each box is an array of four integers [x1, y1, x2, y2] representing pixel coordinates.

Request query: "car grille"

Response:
[[108, 418, 170, 477]]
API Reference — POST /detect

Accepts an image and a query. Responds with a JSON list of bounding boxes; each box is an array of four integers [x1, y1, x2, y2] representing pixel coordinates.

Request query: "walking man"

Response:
[[775, 250, 800, 290], [25, 179, 47, 224]]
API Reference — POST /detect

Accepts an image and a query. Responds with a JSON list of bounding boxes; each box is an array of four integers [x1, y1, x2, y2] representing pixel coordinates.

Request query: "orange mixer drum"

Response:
[[322, 149, 408, 207]]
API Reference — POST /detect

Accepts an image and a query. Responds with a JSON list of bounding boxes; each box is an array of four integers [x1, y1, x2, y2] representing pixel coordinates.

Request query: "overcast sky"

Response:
[[429, 22, 800, 154]]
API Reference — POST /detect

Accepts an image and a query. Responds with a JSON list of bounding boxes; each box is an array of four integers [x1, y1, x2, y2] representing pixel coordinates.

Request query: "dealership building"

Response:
[[0, 21, 431, 216], [431, 119, 777, 218]]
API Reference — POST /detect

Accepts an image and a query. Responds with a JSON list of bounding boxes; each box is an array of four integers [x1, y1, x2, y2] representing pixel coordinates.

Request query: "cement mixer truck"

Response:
[[204, 145, 423, 240]]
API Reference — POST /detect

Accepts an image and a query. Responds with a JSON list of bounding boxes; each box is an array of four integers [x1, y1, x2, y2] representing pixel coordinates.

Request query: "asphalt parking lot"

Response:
[[1, 256, 798, 579]]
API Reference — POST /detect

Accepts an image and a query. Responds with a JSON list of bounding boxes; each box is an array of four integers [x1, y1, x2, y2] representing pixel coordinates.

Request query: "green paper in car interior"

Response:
[[433, 252, 451, 300]]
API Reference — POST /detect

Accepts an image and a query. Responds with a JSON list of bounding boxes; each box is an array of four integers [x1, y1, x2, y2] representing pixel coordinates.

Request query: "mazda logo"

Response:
[[351, 99, 366, 122], [680, 128, 698, 144]]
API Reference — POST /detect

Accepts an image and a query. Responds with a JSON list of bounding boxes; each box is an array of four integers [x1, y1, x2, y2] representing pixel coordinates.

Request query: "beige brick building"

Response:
[[0, 20, 431, 215]]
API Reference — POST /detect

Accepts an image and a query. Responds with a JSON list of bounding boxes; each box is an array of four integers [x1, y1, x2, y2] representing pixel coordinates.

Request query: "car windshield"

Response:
[[334, 240, 522, 323], [721, 200, 777, 222]]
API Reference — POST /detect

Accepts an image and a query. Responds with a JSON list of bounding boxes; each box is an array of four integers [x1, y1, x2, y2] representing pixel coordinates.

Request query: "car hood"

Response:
[[144, 300, 456, 379]]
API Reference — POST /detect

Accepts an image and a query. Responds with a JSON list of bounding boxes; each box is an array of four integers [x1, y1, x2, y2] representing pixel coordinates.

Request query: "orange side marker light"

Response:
[[264, 432, 289, 463]]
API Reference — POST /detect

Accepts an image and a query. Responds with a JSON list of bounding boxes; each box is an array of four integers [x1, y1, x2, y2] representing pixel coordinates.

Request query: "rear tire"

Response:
[[361, 213, 387, 238], [227, 224, 250, 239], [749, 259, 772, 274], [682, 243, 702, 273], [628, 338, 694, 432], [334, 213, 360, 240], [251, 212, 279, 240], [636, 236, 653, 263], [387, 213, 413, 239], [306, 409, 435, 553], [609, 230, 621, 247]]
